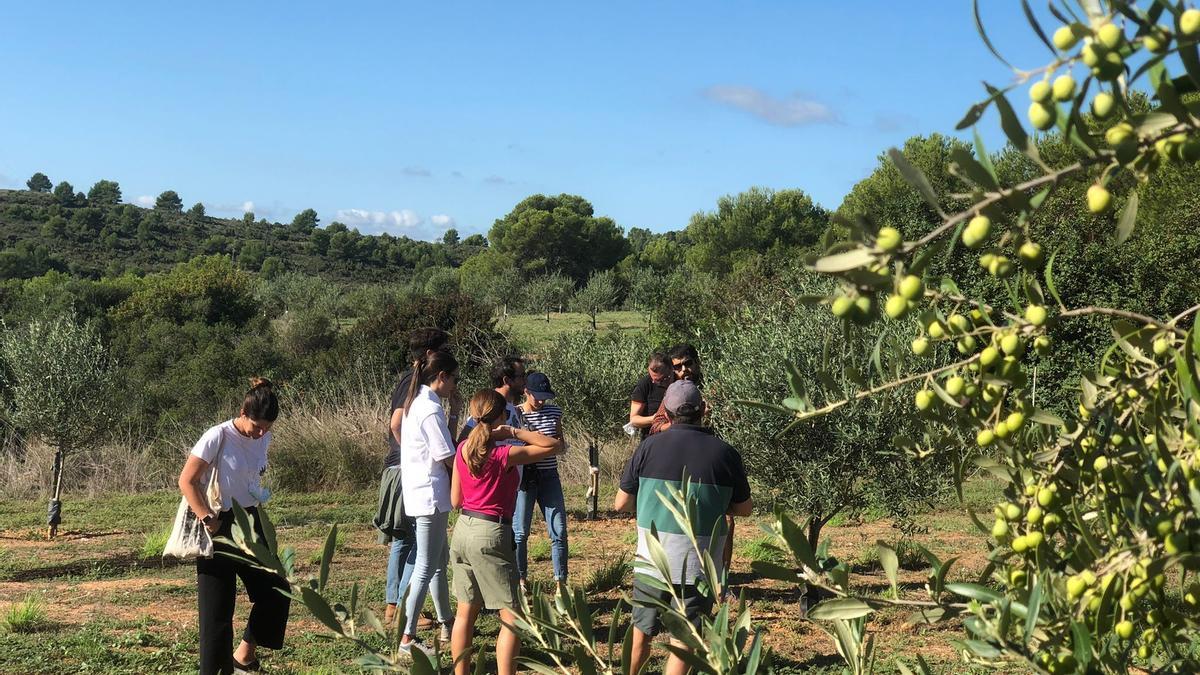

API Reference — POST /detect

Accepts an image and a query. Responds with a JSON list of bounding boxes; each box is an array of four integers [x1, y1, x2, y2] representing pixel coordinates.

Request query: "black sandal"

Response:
[[233, 657, 260, 672]]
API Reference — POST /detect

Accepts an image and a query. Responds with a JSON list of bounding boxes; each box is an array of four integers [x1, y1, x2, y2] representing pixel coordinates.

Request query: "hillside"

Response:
[[0, 188, 482, 282]]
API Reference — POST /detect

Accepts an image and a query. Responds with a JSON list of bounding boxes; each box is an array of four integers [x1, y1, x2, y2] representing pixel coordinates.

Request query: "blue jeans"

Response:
[[385, 519, 416, 605], [513, 468, 568, 581], [403, 511, 452, 637]]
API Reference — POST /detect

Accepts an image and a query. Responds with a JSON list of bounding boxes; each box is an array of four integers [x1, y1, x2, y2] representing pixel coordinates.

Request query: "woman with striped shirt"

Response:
[[512, 371, 568, 589]]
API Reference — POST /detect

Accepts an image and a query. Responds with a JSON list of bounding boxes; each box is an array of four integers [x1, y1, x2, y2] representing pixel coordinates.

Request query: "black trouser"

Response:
[[197, 507, 290, 675]]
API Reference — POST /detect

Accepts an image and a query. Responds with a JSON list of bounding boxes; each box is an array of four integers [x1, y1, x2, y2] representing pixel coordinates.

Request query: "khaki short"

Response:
[[450, 514, 522, 612]]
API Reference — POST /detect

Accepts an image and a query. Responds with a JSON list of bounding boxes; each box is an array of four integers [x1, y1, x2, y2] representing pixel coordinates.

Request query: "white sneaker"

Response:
[[439, 621, 453, 644], [398, 639, 436, 661]]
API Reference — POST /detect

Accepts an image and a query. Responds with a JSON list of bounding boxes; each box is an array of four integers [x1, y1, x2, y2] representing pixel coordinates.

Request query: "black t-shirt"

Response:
[[384, 369, 415, 468], [629, 374, 669, 438]]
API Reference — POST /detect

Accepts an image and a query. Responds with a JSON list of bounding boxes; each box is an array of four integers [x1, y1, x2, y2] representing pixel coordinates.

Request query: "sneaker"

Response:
[[438, 620, 453, 644], [398, 639, 436, 661]]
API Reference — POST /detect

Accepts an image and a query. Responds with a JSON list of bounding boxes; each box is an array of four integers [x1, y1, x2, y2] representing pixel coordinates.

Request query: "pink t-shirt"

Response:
[[455, 441, 521, 518]]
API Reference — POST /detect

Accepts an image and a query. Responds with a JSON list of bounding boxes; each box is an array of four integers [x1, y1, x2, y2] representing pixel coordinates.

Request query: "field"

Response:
[[498, 311, 649, 353], [0, 478, 1010, 674]]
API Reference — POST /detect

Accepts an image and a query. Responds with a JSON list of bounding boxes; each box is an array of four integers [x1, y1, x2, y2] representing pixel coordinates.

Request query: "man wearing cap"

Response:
[[513, 371, 569, 591], [615, 380, 752, 675]]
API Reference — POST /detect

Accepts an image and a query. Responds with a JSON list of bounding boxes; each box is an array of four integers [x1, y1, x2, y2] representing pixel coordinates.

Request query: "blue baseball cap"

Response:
[[526, 372, 556, 400]]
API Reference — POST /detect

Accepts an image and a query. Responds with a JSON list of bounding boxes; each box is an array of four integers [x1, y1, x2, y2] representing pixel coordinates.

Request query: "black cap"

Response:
[[526, 372, 556, 401]]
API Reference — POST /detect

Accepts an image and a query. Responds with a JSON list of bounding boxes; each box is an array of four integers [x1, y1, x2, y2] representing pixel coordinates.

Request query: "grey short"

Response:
[[450, 514, 522, 612], [630, 578, 713, 637]]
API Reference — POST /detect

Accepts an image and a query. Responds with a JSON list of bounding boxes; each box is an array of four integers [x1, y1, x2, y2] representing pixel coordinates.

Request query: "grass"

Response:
[[737, 535, 787, 564], [583, 552, 629, 593], [0, 481, 1003, 673], [497, 310, 647, 353], [307, 527, 348, 565], [138, 528, 171, 560], [4, 596, 51, 633]]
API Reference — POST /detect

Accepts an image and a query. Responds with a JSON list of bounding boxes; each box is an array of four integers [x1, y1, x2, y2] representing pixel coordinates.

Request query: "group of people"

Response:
[[178, 329, 752, 675]]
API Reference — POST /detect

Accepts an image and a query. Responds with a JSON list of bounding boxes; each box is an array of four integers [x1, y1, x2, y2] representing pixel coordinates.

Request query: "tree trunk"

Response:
[[46, 446, 66, 539], [798, 515, 825, 617], [587, 442, 599, 520], [545, 308, 551, 323], [590, 310, 597, 330]]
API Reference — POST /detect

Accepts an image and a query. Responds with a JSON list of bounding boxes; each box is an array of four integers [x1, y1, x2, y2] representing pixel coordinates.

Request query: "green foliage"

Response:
[[787, 2, 1200, 672], [113, 255, 257, 326], [86, 180, 122, 208], [4, 596, 51, 633], [535, 328, 651, 444], [458, 250, 521, 313], [187, 202, 205, 218], [569, 270, 621, 329], [0, 312, 116, 452], [25, 173, 51, 193], [421, 265, 460, 296], [686, 186, 829, 276], [291, 208, 319, 233], [52, 181, 78, 207], [705, 276, 951, 541], [523, 271, 574, 319], [583, 552, 630, 593], [154, 190, 182, 213], [489, 193, 629, 283], [138, 528, 170, 560], [0, 240, 65, 280]]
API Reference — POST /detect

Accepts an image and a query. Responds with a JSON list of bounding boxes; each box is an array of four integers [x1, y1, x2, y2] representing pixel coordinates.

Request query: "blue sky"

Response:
[[0, 2, 1045, 241]]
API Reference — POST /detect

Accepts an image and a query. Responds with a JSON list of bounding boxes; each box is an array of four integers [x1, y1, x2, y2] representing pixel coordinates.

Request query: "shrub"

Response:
[[140, 529, 170, 560], [583, 552, 629, 594], [4, 596, 50, 633]]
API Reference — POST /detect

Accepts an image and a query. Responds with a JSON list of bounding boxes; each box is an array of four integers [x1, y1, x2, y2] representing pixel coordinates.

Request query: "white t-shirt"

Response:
[[190, 420, 271, 511], [400, 386, 456, 516]]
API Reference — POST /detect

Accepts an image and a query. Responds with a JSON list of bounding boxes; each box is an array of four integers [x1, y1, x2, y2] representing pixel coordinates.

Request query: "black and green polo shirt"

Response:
[[619, 423, 751, 585]]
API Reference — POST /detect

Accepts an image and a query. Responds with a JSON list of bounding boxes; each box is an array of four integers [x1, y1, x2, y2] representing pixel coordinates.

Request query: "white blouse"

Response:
[[399, 385, 456, 516], [190, 420, 271, 511]]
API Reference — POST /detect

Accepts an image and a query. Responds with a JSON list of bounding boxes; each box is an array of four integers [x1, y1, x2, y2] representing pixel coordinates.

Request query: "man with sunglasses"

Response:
[[648, 344, 703, 436]]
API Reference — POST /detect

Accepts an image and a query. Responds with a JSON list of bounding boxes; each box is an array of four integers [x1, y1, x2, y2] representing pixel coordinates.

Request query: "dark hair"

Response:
[[668, 344, 699, 363], [647, 351, 669, 370], [490, 356, 526, 389], [243, 377, 280, 422], [407, 327, 450, 362], [403, 350, 459, 415]]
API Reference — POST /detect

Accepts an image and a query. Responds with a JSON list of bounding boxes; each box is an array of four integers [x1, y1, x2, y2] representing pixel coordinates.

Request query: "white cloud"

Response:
[[336, 208, 422, 230], [484, 174, 514, 186], [333, 208, 461, 240], [242, 201, 255, 213], [402, 166, 432, 177], [701, 85, 838, 126], [136, 195, 155, 207]]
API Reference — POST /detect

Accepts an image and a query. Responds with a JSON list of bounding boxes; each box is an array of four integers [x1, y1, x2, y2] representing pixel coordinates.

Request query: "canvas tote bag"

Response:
[[163, 429, 225, 560]]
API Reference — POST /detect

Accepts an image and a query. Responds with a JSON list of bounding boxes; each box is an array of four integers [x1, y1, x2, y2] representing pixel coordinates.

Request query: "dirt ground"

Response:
[[0, 489, 1007, 673]]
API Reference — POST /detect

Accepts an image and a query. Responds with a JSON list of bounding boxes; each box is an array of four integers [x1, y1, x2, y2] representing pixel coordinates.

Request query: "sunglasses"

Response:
[[672, 360, 695, 371]]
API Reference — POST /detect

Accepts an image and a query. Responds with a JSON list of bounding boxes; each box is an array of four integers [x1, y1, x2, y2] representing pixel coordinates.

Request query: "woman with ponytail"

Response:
[[178, 378, 288, 674], [397, 350, 459, 658], [448, 389, 564, 675]]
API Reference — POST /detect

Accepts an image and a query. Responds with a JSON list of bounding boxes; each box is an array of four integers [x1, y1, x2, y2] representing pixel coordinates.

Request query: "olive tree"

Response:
[[753, 2, 1200, 672], [707, 279, 954, 550], [1, 313, 116, 538], [569, 270, 620, 330], [524, 271, 575, 321]]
